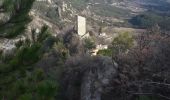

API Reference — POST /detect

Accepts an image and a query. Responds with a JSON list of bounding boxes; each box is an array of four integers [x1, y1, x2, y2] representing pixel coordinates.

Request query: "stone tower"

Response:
[[77, 16, 87, 37]]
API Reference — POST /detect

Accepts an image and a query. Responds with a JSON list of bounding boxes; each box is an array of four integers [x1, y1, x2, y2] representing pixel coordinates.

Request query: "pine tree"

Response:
[[0, 0, 58, 99], [0, 0, 35, 38]]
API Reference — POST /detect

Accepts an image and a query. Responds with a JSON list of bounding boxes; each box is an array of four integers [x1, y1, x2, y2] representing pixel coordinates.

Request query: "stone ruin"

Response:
[[77, 16, 89, 38]]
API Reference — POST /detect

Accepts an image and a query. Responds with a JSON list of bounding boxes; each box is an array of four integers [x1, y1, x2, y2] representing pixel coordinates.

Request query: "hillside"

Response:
[[33, 0, 170, 28], [1, 0, 170, 100]]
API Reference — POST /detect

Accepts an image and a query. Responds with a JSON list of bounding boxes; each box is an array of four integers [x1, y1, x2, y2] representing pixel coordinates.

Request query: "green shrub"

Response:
[[18, 93, 33, 100], [138, 96, 151, 100], [15, 43, 41, 65], [112, 32, 134, 55], [84, 38, 96, 51], [97, 49, 112, 57], [37, 80, 58, 99]]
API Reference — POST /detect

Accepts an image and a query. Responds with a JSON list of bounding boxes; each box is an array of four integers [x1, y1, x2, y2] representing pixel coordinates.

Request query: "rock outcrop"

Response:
[[63, 55, 117, 100]]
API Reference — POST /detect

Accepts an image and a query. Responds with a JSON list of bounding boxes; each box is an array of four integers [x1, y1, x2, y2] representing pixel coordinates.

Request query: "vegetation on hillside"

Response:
[[129, 12, 170, 31], [0, 0, 170, 100], [0, 25, 61, 99], [93, 5, 131, 18], [0, 0, 61, 99]]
